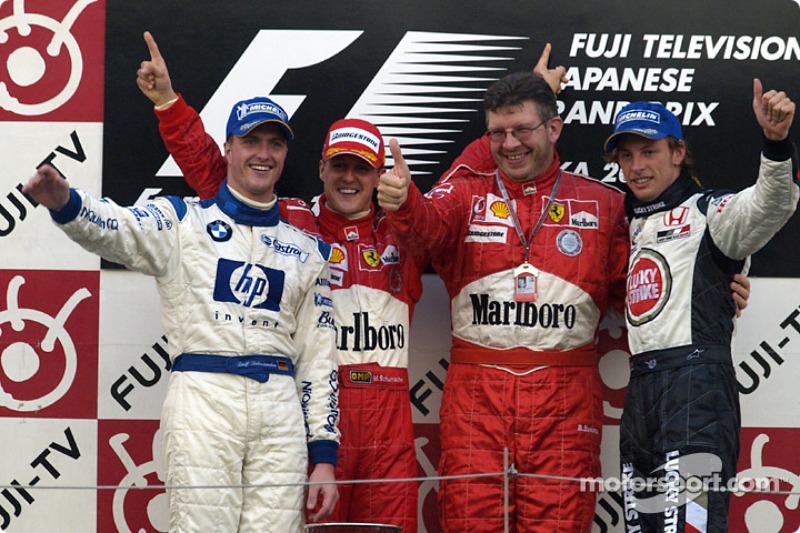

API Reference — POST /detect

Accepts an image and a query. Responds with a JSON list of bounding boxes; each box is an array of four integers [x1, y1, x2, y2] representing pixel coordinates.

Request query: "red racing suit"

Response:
[[317, 196, 426, 530], [385, 135, 629, 532], [155, 96, 426, 530]]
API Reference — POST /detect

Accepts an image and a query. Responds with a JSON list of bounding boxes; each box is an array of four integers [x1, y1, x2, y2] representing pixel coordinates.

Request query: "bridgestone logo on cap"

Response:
[[329, 127, 380, 151], [617, 110, 660, 126]]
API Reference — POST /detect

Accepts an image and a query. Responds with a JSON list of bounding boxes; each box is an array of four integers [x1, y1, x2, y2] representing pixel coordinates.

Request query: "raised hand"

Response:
[[21, 165, 70, 210], [377, 139, 411, 211], [533, 43, 568, 96], [753, 78, 795, 141], [136, 31, 178, 107]]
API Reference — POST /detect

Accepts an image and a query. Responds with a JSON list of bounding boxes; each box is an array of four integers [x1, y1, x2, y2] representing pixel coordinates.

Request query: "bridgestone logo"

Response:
[[467, 230, 505, 238], [470, 293, 576, 328], [330, 128, 380, 150]]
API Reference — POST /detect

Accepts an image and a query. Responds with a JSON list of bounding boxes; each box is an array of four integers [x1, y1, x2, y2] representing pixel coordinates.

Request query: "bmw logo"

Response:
[[207, 220, 233, 242]]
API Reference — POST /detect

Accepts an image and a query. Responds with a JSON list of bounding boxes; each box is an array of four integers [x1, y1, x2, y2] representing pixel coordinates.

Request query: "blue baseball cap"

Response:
[[604, 101, 682, 153], [226, 97, 294, 141]]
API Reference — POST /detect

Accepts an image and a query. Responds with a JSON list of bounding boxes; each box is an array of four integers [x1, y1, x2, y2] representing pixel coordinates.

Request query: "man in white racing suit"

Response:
[[23, 98, 340, 532], [135, 32, 425, 527], [605, 81, 798, 532]]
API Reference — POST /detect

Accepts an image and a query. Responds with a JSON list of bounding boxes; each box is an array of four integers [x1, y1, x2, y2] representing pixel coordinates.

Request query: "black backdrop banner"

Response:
[[104, 0, 800, 276]]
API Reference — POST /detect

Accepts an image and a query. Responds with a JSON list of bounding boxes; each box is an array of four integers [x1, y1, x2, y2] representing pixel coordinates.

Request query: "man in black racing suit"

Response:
[[605, 81, 799, 532]]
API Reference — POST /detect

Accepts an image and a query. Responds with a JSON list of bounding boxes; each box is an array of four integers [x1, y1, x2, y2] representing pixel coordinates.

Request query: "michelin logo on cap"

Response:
[[226, 96, 293, 140], [604, 101, 682, 153], [616, 109, 660, 126], [238, 101, 288, 121]]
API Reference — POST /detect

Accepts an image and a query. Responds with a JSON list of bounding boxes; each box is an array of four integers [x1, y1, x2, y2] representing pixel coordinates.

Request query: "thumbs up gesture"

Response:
[[752, 78, 795, 142], [377, 139, 411, 212]]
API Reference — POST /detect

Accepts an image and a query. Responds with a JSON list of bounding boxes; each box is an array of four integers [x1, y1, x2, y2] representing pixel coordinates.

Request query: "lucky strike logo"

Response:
[[626, 248, 670, 326], [0, 0, 105, 121], [0, 270, 98, 418]]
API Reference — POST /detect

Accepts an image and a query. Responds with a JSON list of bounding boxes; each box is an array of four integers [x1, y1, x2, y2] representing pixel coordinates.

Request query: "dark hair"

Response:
[[604, 136, 696, 175], [667, 137, 695, 175], [484, 71, 558, 122]]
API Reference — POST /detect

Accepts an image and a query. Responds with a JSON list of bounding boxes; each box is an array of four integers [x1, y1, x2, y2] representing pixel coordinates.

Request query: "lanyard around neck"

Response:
[[494, 169, 562, 263]]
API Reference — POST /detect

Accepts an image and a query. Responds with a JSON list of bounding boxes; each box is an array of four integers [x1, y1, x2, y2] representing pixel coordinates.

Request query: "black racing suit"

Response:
[[620, 137, 799, 533]]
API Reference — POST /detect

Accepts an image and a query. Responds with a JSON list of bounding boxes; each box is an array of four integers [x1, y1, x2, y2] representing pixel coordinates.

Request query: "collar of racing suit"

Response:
[[625, 170, 703, 220], [447, 134, 562, 196], [317, 194, 376, 242], [495, 153, 562, 197], [206, 181, 282, 226]]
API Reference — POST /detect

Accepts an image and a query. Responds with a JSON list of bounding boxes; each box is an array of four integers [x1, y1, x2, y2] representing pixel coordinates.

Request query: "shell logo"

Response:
[[489, 201, 510, 219], [329, 247, 346, 264]]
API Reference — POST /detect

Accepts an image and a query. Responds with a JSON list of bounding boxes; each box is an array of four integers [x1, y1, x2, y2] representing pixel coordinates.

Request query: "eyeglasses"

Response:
[[485, 118, 550, 144]]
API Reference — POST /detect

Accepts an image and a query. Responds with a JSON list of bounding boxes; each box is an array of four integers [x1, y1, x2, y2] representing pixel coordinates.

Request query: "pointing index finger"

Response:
[[534, 43, 552, 72], [143, 31, 162, 61]]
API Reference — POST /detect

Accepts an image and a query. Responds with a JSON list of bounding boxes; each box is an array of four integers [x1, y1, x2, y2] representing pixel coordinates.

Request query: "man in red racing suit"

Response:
[[378, 71, 629, 532], [137, 31, 425, 530]]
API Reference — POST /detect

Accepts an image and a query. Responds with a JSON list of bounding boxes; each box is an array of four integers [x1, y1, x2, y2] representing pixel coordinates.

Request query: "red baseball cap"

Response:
[[322, 118, 385, 169]]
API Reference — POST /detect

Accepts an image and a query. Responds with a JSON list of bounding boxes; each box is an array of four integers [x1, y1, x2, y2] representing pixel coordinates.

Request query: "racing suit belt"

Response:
[[450, 339, 598, 366], [339, 363, 409, 390], [629, 344, 732, 377], [172, 353, 295, 383]]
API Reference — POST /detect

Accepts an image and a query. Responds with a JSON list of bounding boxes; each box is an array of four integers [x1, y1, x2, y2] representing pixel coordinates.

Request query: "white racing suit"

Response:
[[621, 137, 799, 533], [152, 94, 426, 530], [49, 181, 340, 532]]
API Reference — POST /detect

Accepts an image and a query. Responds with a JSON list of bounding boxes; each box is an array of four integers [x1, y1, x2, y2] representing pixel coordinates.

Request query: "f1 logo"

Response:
[[155, 30, 526, 177], [156, 30, 363, 177]]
